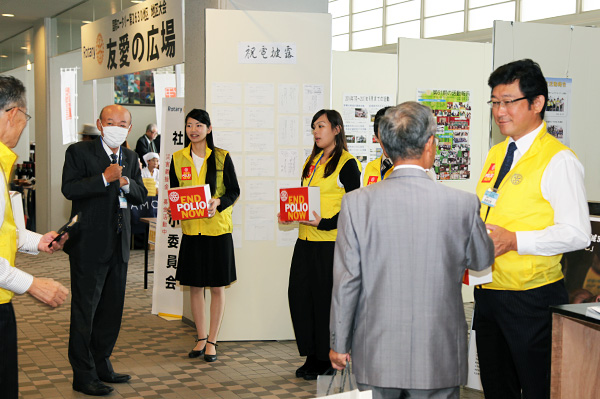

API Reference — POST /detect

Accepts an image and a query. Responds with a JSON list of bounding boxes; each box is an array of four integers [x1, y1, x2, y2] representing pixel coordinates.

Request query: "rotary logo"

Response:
[[511, 174, 523, 185], [96, 33, 104, 65], [169, 192, 180, 202], [280, 190, 288, 202]]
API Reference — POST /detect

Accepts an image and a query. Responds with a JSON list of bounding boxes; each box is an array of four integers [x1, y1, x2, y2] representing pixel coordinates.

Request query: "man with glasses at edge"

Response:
[[0, 76, 69, 399], [474, 59, 591, 399]]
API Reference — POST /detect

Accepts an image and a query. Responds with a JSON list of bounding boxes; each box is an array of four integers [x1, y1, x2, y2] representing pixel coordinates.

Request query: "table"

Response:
[[140, 217, 156, 289], [550, 303, 600, 399]]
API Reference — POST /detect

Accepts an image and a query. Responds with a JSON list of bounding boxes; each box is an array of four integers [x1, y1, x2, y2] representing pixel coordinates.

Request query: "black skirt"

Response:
[[176, 233, 236, 287]]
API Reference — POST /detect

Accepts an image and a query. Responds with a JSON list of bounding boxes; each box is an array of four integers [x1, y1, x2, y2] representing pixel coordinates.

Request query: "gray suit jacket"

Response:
[[330, 167, 494, 390]]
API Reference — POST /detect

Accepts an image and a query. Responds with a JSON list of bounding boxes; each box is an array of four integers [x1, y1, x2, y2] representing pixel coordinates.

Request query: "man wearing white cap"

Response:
[[78, 123, 101, 142]]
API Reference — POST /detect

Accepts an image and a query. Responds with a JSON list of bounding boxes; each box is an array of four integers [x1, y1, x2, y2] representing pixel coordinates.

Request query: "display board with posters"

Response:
[[545, 77, 572, 146], [81, 0, 183, 81], [417, 89, 472, 180], [342, 94, 395, 169], [562, 216, 600, 304]]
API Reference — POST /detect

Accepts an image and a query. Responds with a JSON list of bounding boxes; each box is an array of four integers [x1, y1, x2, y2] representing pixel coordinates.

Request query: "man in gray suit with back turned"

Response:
[[329, 101, 495, 399]]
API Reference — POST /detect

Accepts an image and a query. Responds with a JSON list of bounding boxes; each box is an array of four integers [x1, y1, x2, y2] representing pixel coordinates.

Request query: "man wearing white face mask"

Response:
[[62, 104, 147, 396]]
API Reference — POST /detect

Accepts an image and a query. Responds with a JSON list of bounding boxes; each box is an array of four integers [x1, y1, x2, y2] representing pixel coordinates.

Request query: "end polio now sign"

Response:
[[168, 185, 212, 221], [81, 0, 183, 81]]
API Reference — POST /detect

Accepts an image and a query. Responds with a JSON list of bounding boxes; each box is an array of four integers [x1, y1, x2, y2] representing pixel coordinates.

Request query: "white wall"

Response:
[[396, 38, 493, 302], [493, 20, 600, 201], [0, 65, 36, 164]]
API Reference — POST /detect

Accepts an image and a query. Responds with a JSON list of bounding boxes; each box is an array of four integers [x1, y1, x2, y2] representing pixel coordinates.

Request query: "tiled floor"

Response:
[[13, 250, 484, 398]]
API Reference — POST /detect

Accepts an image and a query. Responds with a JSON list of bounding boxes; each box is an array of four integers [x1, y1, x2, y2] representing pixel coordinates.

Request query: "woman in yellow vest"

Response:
[[169, 109, 240, 362], [362, 106, 393, 186], [280, 109, 361, 380]]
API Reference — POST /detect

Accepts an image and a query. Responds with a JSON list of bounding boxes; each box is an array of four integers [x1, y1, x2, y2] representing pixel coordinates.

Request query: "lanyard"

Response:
[[307, 153, 324, 187]]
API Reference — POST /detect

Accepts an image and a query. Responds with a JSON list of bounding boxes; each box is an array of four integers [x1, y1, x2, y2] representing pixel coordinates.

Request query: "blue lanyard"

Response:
[[306, 153, 324, 187]]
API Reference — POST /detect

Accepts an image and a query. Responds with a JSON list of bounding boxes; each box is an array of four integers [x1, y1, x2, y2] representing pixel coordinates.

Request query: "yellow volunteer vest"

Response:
[[298, 150, 361, 242], [0, 142, 18, 304], [476, 124, 571, 290], [172, 145, 232, 236], [362, 156, 393, 186]]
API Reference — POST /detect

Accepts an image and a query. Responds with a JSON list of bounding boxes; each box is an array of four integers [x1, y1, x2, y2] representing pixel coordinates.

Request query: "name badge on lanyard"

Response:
[[119, 196, 128, 209], [481, 188, 499, 208]]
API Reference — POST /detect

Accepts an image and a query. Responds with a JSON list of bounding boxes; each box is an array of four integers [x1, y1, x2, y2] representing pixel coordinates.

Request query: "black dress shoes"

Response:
[[204, 340, 218, 362], [304, 361, 334, 381], [98, 372, 131, 383], [189, 337, 207, 358], [73, 379, 114, 396]]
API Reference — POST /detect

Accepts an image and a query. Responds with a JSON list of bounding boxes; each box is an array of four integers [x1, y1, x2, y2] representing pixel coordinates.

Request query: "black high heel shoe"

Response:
[[204, 340, 218, 362], [188, 337, 207, 358]]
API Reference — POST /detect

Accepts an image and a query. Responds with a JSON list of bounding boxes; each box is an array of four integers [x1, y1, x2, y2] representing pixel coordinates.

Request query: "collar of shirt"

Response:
[[101, 138, 121, 161], [508, 121, 544, 166], [394, 164, 429, 173]]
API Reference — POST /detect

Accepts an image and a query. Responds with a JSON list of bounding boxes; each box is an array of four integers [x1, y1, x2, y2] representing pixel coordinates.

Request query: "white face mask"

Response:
[[101, 124, 130, 148]]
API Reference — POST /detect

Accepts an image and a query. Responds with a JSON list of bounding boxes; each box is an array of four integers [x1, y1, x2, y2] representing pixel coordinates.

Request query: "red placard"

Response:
[[279, 187, 320, 222], [168, 184, 212, 220]]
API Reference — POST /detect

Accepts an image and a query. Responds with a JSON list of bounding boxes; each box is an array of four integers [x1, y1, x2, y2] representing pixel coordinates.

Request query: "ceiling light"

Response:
[[131, 1, 144, 3], [0, 55, 8, 58], [21, 46, 27, 50], [82, 20, 92, 24], [2, 14, 15, 17]]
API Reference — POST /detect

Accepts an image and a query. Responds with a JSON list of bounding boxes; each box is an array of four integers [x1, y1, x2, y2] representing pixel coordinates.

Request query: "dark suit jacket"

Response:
[[135, 134, 156, 167], [62, 139, 147, 263]]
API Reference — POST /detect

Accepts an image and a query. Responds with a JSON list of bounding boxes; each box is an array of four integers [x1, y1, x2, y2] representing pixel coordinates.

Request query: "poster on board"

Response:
[[417, 89, 472, 181], [342, 94, 395, 168], [545, 77, 572, 146]]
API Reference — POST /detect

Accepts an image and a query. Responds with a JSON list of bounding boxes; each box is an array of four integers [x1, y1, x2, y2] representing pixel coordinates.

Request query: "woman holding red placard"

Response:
[[279, 109, 361, 380], [170, 109, 240, 362]]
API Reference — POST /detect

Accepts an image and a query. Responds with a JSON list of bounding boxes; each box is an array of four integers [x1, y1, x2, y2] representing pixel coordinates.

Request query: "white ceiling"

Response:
[[0, 0, 85, 42]]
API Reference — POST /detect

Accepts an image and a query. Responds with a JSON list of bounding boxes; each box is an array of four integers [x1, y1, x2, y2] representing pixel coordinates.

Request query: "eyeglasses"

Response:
[[487, 97, 527, 109], [5, 107, 32, 121]]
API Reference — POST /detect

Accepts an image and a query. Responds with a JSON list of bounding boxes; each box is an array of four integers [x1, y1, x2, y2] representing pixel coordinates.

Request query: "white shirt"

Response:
[[141, 167, 159, 187], [100, 139, 130, 193], [505, 122, 591, 256], [191, 152, 205, 177], [0, 181, 41, 295]]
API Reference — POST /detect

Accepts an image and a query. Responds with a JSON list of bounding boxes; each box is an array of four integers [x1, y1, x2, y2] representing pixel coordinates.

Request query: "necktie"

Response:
[[494, 142, 517, 189], [110, 153, 123, 233], [380, 158, 393, 177], [150, 140, 156, 153]]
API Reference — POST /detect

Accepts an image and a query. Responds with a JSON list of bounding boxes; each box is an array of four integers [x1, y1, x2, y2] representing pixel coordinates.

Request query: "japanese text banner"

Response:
[[81, 0, 183, 81]]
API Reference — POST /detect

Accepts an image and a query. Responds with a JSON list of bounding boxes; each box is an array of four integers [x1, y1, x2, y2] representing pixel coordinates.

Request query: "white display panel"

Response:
[[205, 9, 332, 340]]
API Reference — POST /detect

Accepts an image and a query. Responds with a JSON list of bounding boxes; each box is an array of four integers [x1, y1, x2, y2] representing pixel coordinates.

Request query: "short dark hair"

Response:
[[373, 106, 392, 138], [379, 102, 436, 162], [488, 59, 548, 119], [0, 76, 26, 111]]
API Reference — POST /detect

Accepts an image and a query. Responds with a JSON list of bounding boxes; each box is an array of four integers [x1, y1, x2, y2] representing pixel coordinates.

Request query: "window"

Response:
[[469, 2, 516, 31], [352, 8, 384, 31], [353, 0, 383, 13], [352, 27, 383, 49], [425, 12, 464, 38], [386, 20, 421, 43], [521, 0, 576, 22], [332, 34, 350, 51], [387, 0, 420, 25], [424, 0, 463, 17], [329, 0, 350, 18], [583, 0, 600, 11]]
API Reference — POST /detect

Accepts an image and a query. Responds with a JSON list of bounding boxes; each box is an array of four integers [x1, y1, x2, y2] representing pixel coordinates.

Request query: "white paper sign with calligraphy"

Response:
[[60, 68, 78, 145], [81, 0, 183, 81], [238, 42, 297, 64], [152, 97, 185, 317]]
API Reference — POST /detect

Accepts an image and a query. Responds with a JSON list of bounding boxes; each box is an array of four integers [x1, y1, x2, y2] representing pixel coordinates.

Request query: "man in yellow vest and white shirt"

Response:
[[0, 76, 68, 398], [474, 59, 590, 399], [362, 107, 393, 186]]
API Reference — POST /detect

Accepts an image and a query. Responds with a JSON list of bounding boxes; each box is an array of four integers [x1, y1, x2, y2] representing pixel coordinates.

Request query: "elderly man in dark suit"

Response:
[[329, 102, 495, 399], [135, 123, 158, 167], [62, 104, 147, 396]]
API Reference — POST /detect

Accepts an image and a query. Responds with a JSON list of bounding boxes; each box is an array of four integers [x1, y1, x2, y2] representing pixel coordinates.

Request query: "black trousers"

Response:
[[0, 302, 17, 399], [288, 239, 335, 362], [68, 242, 128, 384], [473, 279, 568, 399]]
